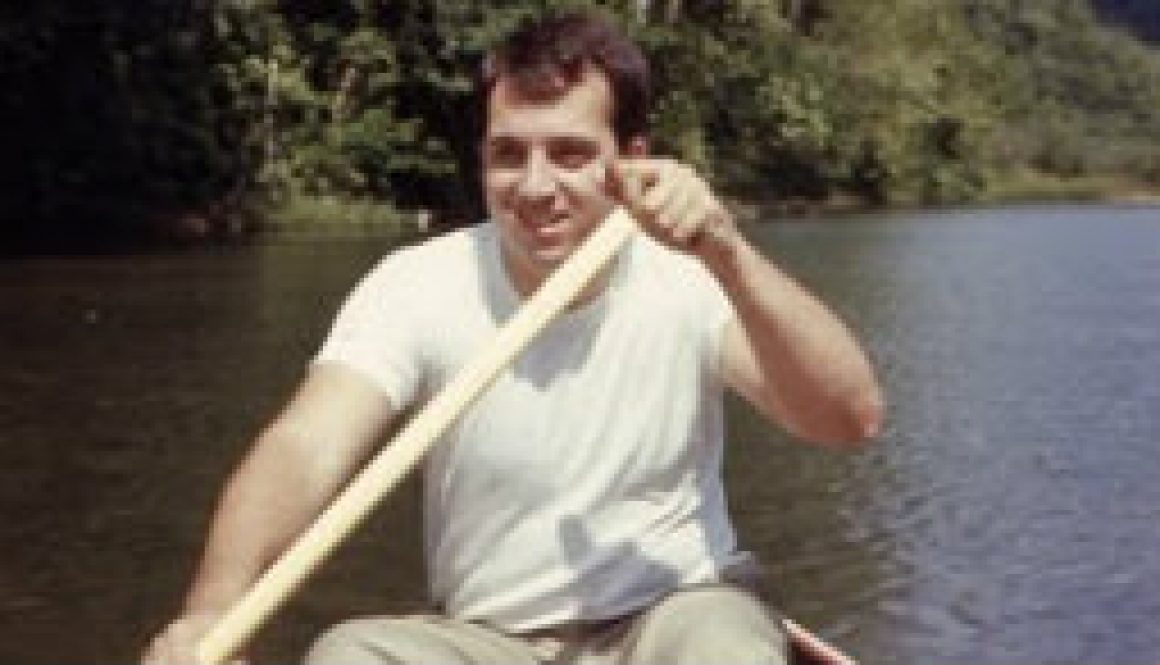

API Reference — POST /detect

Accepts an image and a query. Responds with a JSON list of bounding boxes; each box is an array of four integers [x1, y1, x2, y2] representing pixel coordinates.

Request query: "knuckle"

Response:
[[641, 196, 663, 215], [652, 216, 676, 234]]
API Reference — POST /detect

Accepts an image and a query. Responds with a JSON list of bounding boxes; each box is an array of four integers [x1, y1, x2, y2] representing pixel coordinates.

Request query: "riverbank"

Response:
[[729, 170, 1160, 224], [260, 194, 425, 242], [15, 175, 1154, 255], [266, 172, 1159, 232], [981, 169, 1160, 205]]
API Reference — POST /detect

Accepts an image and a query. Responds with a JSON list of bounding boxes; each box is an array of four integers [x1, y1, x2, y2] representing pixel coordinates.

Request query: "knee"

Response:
[[303, 617, 399, 665], [628, 587, 788, 665]]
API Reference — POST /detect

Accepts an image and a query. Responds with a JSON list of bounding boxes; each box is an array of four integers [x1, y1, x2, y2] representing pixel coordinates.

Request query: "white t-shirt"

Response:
[[314, 221, 748, 631]]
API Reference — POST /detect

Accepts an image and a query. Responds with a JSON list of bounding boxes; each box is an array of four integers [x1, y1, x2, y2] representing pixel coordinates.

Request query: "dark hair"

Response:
[[481, 11, 650, 146]]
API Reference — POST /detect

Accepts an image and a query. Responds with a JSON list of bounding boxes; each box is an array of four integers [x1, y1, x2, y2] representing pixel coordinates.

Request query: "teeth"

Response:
[[524, 217, 566, 229]]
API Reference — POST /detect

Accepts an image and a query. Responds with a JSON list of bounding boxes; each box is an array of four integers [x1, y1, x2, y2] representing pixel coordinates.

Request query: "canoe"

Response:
[[786, 618, 856, 665]]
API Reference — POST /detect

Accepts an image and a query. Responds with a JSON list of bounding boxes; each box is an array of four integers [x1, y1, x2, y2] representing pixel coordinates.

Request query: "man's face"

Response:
[[482, 68, 623, 290]]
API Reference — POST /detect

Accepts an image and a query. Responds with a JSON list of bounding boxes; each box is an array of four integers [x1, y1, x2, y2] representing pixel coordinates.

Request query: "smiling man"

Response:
[[143, 11, 882, 665]]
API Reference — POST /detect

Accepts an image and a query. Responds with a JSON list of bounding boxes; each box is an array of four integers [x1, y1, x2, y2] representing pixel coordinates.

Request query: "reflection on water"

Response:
[[734, 205, 1160, 664], [1, 205, 1158, 664]]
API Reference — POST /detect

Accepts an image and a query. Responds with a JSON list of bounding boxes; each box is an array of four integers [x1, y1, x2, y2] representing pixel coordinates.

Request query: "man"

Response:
[[143, 11, 882, 665]]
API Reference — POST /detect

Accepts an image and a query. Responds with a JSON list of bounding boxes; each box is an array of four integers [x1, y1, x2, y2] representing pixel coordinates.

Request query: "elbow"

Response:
[[849, 385, 886, 445], [792, 384, 886, 449]]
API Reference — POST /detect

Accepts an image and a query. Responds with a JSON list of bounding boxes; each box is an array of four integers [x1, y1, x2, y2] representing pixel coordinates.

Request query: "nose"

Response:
[[515, 150, 559, 201]]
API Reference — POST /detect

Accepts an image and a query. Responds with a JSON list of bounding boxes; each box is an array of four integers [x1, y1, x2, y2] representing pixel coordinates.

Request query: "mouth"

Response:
[[520, 213, 571, 241]]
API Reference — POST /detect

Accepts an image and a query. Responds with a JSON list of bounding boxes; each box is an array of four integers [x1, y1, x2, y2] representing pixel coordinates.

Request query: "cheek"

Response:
[[557, 162, 611, 197], [483, 172, 515, 202]]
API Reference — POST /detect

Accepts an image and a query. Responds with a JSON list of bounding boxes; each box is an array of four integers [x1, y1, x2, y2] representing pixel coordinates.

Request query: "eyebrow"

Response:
[[549, 136, 600, 149], [484, 134, 602, 147]]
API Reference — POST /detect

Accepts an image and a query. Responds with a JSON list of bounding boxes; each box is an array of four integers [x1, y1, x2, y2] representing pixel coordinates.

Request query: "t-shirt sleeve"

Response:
[[683, 260, 736, 385], [312, 253, 425, 409], [702, 273, 736, 385]]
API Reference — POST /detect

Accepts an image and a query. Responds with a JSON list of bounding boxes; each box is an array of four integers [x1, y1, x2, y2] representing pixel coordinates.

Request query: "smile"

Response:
[[521, 214, 571, 239]]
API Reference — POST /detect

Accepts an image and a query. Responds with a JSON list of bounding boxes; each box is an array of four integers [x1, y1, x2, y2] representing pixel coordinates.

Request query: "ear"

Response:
[[623, 135, 649, 157]]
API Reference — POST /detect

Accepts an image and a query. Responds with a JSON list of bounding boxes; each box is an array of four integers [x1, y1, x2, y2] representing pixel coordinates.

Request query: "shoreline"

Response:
[[728, 174, 1160, 224], [7, 181, 1157, 255]]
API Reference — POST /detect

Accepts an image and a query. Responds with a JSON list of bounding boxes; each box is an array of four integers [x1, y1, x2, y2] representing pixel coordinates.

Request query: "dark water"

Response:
[[1, 205, 1158, 664]]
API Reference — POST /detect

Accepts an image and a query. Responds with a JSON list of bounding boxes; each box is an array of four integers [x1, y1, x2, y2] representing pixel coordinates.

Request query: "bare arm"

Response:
[[611, 157, 884, 446], [143, 363, 398, 663], [703, 229, 883, 445]]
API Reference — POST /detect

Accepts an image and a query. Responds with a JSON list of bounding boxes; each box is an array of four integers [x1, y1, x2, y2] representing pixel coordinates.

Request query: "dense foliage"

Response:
[[3, 0, 1159, 249]]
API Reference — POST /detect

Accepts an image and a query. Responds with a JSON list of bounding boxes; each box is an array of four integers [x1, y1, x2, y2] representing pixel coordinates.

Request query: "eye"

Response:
[[486, 139, 526, 168], [549, 139, 599, 170]]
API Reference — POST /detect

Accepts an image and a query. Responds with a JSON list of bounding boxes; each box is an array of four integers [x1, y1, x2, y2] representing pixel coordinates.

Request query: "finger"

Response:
[[615, 157, 661, 189], [643, 174, 691, 231], [666, 196, 705, 245], [608, 158, 658, 208], [639, 162, 679, 212], [645, 164, 702, 222], [668, 191, 713, 247]]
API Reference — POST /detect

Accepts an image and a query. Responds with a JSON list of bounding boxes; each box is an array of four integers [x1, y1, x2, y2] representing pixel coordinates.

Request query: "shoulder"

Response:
[[618, 235, 734, 349], [626, 234, 723, 299], [381, 223, 486, 271], [359, 222, 490, 291]]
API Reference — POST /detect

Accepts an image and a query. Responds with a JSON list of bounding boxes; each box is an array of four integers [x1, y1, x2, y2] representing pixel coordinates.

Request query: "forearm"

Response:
[[181, 425, 348, 614], [699, 227, 884, 445], [144, 367, 394, 663]]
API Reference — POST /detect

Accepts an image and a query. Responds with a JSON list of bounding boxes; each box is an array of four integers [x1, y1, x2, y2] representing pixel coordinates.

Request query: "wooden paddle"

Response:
[[194, 205, 856, 665]]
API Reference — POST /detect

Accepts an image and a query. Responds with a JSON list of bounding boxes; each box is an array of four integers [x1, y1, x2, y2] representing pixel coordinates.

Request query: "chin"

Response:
[[521, 231, 580, 264], [529, 245, 575, 267]]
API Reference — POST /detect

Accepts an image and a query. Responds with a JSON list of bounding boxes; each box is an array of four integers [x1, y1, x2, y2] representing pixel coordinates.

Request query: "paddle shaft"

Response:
[[195, 208, 636, 665]]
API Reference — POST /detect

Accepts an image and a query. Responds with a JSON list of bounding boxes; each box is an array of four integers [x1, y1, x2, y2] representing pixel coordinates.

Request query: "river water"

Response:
[[1, 204, 1157, 664]]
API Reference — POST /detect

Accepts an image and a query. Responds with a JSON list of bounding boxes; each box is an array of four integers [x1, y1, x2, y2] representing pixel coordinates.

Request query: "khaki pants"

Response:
[[304, 584, 788, 665]]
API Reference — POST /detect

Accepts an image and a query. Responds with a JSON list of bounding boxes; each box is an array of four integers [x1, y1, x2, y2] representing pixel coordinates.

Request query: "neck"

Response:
[[501, 247, 613, 309]]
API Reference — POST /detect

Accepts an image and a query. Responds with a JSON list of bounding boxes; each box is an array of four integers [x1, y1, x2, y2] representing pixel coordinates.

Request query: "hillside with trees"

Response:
[[3, 0, 1159, 250]]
